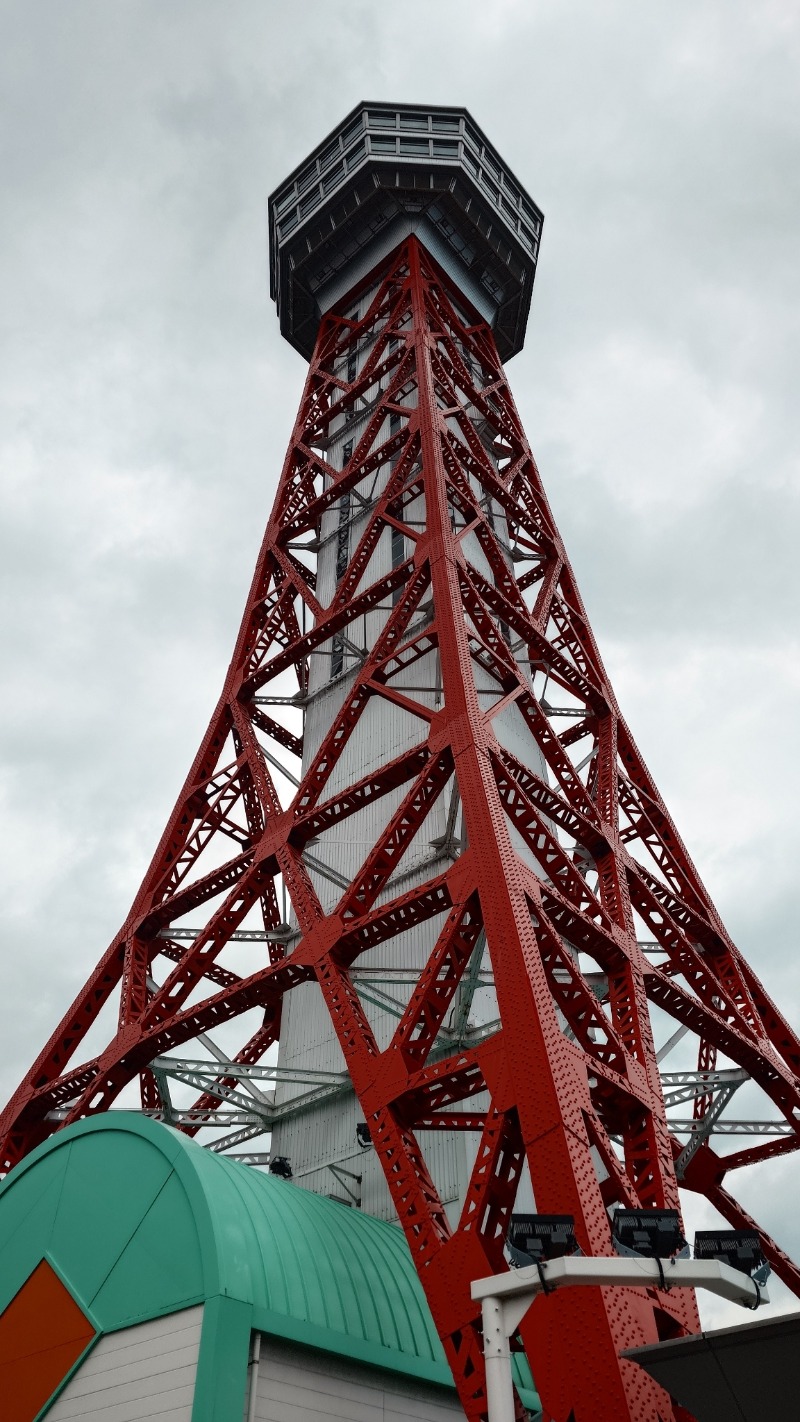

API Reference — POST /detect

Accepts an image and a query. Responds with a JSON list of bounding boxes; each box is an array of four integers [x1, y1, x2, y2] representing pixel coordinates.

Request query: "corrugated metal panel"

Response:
[[460, 534, 494, 584], [46, 1306, 203, 1422], [492, 698, 549, 778]]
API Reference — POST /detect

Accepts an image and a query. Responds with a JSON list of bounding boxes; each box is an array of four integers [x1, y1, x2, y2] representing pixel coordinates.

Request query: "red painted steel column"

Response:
[[405, 240, 679, 1422]]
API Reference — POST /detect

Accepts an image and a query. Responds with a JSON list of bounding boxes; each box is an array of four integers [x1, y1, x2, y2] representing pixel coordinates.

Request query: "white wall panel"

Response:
[[252, 1335, 462, 1422], [47, 1306, 203, 1422]]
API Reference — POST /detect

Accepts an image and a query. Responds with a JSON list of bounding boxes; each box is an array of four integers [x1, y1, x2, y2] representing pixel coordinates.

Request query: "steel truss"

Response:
[[3, 238, 800, 1421]]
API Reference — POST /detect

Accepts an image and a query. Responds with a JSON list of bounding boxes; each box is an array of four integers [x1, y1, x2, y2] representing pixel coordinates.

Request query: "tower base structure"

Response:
[[3, 105, 800, 1422]]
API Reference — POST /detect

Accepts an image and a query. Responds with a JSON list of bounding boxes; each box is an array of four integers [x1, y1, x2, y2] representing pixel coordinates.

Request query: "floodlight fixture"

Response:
[[268, 1155, 293, 1179], [356, 1122, 372, 1148], [694, 1230, 770, 1287], [507, 1214, 578, 1268], [612, 1209, 688, 1261]]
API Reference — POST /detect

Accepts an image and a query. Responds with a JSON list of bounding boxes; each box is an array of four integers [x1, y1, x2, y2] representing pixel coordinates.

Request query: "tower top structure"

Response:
[[267, 101, 543, 362]]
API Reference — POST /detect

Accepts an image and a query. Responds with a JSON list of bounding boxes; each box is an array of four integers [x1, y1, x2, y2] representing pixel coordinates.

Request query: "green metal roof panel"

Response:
[[51, 1128, 184, 1308], [0, 1121, 207, 1330], [0, 1115, 445, 1365], [189, 1143, 442, 1360], [90, 1164, 205, 1324], [0, 1114, 539, 1412], [0, 1151, 69, 1310]]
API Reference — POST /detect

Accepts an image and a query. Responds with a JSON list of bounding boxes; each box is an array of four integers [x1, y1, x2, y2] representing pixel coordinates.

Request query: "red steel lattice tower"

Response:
[[4, 103, 800, 1421]]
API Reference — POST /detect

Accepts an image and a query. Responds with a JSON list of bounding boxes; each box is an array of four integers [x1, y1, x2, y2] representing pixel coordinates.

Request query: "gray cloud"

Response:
[[1, 0, 798, 1325]]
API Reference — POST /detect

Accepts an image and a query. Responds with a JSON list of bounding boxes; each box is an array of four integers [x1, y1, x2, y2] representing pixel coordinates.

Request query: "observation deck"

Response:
[[268, 101, 543, 363]]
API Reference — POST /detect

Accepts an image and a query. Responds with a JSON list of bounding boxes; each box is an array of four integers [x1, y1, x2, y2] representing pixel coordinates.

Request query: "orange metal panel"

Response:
[[0, 1259, 95, 1422]]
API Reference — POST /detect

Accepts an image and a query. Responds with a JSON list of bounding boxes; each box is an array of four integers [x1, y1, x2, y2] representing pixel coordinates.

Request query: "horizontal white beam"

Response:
[[473, 1254, 765, 1335]]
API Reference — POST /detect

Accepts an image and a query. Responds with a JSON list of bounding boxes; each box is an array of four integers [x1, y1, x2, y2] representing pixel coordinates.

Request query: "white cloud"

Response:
[[544, 332, 765, 512]]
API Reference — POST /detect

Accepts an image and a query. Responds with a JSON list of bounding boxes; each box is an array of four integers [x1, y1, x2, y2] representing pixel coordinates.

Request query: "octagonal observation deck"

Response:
[[268, 102, 543, 364]]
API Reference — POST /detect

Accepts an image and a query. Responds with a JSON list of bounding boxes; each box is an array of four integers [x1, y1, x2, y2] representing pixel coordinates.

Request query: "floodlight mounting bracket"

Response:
[[471, 1257, 769, 1422]]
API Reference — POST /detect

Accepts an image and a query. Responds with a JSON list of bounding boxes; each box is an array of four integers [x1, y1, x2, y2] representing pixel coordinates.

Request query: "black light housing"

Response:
[[694, 1230, 770, 1285], [612, 1209, 688, 1260], [268, 1155, 293, 1179], [356, 1123, 372, 1149], [507, 1214, 578, 1267]]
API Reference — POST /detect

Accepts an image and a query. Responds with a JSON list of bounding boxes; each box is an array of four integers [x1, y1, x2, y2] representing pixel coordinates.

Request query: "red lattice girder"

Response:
[[3, 237, 800, 1422]]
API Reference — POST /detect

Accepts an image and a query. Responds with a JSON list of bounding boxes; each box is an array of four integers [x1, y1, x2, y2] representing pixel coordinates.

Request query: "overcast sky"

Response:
[[1, 0, 799, 1327]]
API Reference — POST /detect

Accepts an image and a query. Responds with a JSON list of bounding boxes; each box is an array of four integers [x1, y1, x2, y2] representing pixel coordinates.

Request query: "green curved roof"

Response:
[[0, 1113, 538, 1411]]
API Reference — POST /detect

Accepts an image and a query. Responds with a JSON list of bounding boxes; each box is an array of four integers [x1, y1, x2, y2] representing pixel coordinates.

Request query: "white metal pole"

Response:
[[246, 1330, 262, 1422], [481, 1294, 516, 1422]]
